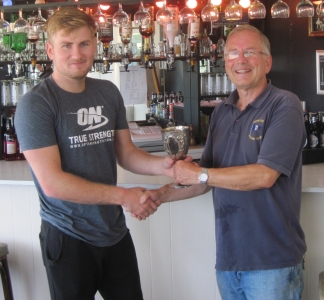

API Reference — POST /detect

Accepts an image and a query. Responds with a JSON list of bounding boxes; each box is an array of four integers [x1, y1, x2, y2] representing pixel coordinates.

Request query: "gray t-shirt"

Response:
[[200, 84, 307, 271], [15, 76, 129, 247]]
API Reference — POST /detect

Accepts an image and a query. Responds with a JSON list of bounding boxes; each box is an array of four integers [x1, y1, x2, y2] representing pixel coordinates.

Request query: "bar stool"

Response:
[[0, 243, 14, 300]]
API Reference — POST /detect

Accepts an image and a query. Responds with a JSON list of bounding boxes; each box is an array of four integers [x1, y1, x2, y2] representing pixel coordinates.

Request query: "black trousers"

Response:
[[39, 220, 143, 300]]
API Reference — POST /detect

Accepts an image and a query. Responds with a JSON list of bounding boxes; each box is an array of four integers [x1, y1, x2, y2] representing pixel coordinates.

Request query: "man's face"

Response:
[[224, 30, 272, 91], [46, 26, 96, 81]]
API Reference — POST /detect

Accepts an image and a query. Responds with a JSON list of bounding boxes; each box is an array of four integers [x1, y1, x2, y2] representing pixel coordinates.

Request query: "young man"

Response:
[[15, 7, 176, 300], [141, 25, 306, 299]]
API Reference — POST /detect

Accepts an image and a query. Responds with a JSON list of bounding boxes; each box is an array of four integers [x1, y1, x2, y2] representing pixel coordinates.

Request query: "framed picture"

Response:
[[316, 50, 324, 94], [309, 17, 324, 37]]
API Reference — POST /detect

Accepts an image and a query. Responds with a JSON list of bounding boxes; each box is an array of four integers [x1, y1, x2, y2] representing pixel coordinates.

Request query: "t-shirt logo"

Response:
[[249, 119, 264, 141], [75, 106, 109, 131], [67, 106, 114, 149]]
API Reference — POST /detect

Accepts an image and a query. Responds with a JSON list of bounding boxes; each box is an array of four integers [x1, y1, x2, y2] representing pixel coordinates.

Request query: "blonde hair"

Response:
[[224, 24, 271, 56], [44, 7, 96, 41]]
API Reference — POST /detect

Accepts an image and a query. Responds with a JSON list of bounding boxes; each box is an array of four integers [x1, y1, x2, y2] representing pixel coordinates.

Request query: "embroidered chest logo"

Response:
[[249, 119, 264, 141]]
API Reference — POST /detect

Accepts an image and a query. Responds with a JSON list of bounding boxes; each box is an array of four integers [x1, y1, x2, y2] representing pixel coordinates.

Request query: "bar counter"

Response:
[[1, 152, 324, 192], [0, 149, 324, 300]]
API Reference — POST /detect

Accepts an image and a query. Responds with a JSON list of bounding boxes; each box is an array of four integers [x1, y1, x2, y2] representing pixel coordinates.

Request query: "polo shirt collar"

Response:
[[224, 83, 273, 108]]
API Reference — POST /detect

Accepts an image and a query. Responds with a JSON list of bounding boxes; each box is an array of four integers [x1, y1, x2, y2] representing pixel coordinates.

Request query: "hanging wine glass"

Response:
[[179, 4, 197, 24], [271, 0, 290, 18], [11, 9, 28, 77], [0, 10, 10, 61], [248, 0, 266, 18], [201, 0, 219, 22], [225, 0, 243, 20], [156, 0, 172, 25], [120, 14, 132, 71], [296, 0, 314, 17], [112, 3, 128, 27]]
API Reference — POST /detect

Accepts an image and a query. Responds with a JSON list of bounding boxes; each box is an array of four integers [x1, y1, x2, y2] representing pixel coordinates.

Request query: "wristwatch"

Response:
[[199, 168, 209, 185]]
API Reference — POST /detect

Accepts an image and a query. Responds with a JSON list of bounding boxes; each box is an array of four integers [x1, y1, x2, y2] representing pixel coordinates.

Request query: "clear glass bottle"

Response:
[[308, 113, 319, 149], [11, 9, 28, 55], [0, 10, 10, 60], [33, 7, 46, 42]]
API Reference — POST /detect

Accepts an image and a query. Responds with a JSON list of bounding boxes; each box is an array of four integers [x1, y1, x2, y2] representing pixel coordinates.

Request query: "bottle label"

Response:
[[320, 133, 324, 148], [189, 22, 200, 38], [121, 26, 132, 36], [309, 133, 318, 148], [166, 22, 178, 32], [6, 141, 16, 154]]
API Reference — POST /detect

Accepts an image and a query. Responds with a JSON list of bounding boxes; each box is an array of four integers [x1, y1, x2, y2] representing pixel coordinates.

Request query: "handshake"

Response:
[[124, 156, 200, 221]]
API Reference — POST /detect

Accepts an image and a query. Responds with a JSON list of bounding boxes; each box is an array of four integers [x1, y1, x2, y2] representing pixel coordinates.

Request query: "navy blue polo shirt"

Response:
[[200, 84, 307, 271]]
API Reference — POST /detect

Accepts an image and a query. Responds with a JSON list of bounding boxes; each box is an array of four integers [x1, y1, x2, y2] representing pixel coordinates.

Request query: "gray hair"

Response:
[[224, 24, 271, 56]]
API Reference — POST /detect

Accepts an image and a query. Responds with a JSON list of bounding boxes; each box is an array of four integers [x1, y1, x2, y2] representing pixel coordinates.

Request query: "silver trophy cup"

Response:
[[161, 126, 190, 188]]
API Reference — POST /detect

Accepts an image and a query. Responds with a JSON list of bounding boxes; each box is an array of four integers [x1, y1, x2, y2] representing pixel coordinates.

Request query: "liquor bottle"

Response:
[[120, 19, 132, 45], [303, 111, 309, 149], [16, 139, 25, 160], [11, 9, 28, 54], [158, 92, 164, 103], [319, 113, 324, 148], [188, 18, 200, 45], [217, 36, 225, 57], [164, 95, 170, 120], [308, 113, 319, 149], [32, 7, 46, 43], [2, 118, 17, 161], [177, 91, 184, 103], [98, 21, 114, 47], [188, 18, 200, 70], [0, 10, 9, 43], [139, 24, 154, 38], [167, 117, 175, 127], [170, 91, 175, 103]]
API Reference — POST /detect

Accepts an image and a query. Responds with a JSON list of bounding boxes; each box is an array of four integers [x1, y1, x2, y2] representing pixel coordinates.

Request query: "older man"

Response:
[[142, 24, 306, 299]]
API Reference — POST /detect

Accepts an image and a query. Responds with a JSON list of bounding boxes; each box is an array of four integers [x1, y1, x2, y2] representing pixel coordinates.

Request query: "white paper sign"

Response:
[[119, 65, 147, 105]]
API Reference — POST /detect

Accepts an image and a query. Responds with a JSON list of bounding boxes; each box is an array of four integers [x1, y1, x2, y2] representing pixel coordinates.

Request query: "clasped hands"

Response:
[[130, 156, 198, 221]]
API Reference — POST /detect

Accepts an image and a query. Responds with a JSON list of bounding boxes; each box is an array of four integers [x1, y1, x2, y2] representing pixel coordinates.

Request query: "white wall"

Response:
[[0, 183, 322, 300]]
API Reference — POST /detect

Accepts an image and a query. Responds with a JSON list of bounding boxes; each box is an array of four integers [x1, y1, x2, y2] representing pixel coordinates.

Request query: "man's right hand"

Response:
[[123, 187, 161, 220]]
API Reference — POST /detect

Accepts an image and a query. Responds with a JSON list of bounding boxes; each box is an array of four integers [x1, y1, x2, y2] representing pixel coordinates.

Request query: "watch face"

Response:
[[200, 173, 208, 181]]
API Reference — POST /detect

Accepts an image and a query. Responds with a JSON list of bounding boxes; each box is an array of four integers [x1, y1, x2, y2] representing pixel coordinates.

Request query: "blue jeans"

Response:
[[216, 260, 304, 300]]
